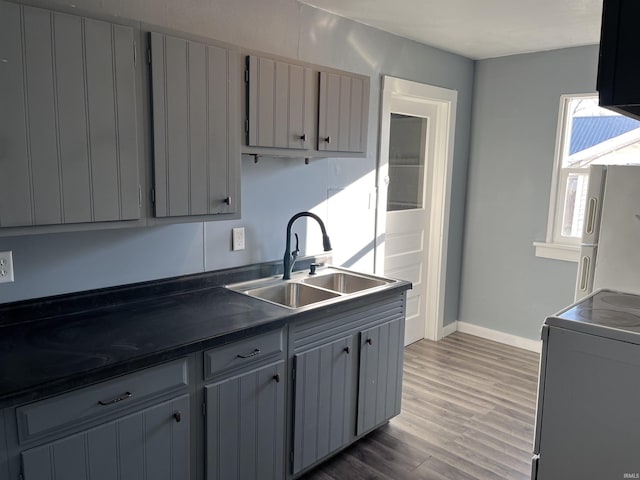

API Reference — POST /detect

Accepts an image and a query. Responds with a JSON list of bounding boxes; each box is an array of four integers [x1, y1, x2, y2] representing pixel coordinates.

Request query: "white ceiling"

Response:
[[298, 0, 603, 60]]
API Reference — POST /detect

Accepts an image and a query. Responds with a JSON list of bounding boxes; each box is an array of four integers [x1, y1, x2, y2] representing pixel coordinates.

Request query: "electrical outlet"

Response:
[[232, 228, 245, 251], [0, 251, 14, 284]]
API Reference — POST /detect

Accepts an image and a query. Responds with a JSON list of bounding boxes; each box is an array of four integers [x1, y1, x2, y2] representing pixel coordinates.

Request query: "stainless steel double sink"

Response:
[[226, 267, 397, 310]]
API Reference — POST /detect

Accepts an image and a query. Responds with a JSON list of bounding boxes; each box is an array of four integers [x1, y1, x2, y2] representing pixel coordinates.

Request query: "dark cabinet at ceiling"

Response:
[[149, 32, 239, 218], [0, 1, 141, 228], [597, 0, 640, 120]]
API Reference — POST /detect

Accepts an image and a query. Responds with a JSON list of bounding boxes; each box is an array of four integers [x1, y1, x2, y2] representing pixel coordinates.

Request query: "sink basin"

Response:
[[302, 272, 389, 293], [226, 266, 399, 311], [245, 282, 340, 309]]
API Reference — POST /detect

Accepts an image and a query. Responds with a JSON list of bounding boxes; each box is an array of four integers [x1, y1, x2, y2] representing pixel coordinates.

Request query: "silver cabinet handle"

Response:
[[98, 391, 132, 406], [237, 348, 261, 359]]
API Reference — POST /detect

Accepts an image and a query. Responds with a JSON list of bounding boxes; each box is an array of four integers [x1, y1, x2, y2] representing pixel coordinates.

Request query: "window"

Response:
[[387, 113, 427, 211], [536, 94, 640, 261]]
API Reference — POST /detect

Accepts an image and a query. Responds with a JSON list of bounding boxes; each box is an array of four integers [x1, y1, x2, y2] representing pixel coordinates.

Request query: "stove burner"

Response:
[[574, 308, 640, 329], [601, 295, 640, 311]]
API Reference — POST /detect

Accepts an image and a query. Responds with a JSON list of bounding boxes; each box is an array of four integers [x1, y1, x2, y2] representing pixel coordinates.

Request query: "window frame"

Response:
[[535, 93, 597, 262]]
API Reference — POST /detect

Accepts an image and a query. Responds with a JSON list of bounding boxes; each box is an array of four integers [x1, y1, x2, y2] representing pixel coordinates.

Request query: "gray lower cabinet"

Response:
[[21, 394, 190, 480], [0, 1, 141, 228], [0, 295, 405, 480], [290, 292, 406, 476], [205, 360, 286, 480], [291, 336, 354, 475], [149, 32, 239, 218], [356, 318, 404, 435]]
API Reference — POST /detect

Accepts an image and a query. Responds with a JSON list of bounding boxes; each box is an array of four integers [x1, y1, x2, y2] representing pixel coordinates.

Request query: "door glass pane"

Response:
[[387, 113, 427, 211]]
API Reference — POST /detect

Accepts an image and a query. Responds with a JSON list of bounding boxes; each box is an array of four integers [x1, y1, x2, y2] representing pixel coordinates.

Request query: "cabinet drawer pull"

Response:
[[174, 411, 182, 423], [366, 338, 373, 345], [344, 346, 350, 354], [273, 373, 280, 383], [237, 348, 261, 359], [223, 196, 231, 205], [324, 136, 331, 144], [98, 391, 132, 406], [300, 133, 307, 142]]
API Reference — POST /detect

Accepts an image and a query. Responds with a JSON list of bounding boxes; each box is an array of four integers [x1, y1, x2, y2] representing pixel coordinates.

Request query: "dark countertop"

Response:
[[0, 260, 411, 408]]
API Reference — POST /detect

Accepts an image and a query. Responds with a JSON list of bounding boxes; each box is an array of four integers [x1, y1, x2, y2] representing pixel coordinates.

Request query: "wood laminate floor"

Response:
[[301, 332, 540, 480]]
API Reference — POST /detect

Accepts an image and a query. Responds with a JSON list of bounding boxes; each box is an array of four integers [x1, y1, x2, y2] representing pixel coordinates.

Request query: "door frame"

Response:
[[375, 76, 457, 342]]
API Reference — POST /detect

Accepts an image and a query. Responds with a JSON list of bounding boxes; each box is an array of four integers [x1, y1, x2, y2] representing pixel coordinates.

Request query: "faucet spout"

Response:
[[283, 212, 332, 280]]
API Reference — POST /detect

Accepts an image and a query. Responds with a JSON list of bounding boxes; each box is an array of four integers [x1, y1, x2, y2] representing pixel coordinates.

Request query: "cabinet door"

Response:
[[205, 361, 285, 480], [247, 56, 313, 150], [356, 318, 403, 435], [292, 336, 353, 475], [21, 395, 189, 480], [150, 33, 239, 217], [597, 0, 640, 119], [0, 2, 140, 227], [317, 71, 369, 153]]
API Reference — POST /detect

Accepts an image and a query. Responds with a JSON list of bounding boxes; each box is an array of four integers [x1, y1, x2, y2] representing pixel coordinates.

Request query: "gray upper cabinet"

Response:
[[150, 32, 239, 218], [318, 71, 369, 154], [244, 55, 369, 158], [0, 1, 140, 228], [246, 55, 314, 150]]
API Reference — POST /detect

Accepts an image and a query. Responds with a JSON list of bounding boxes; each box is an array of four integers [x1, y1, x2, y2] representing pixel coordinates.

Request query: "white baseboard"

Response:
[[447, 321, 542, 353], [441, 321, 458, 338]]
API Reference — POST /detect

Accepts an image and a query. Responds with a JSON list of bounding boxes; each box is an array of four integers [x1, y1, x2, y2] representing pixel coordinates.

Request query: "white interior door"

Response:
[[384, 101, 437, 346], [376, 76, 458, 345]]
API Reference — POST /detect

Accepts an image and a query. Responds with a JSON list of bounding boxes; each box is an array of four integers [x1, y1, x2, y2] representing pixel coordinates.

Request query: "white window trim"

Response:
[[535, 93, 597, 263]]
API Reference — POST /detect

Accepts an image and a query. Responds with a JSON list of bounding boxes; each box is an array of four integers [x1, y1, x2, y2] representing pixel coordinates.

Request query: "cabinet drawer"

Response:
[[16, 357, 189, 444], [204, 328, 284, 380]]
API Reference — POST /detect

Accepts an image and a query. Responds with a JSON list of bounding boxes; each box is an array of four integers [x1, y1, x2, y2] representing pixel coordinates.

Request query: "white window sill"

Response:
[[533, 242, 580, 262]]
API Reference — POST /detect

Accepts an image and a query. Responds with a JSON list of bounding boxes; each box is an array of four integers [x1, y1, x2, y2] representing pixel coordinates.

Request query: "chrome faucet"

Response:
[[283, 212, 332, 280]]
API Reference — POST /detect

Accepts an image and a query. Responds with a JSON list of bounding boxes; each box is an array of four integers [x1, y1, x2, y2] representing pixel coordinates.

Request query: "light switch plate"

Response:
[[232, 228, 245, 251], [0, 251, 14, 283]]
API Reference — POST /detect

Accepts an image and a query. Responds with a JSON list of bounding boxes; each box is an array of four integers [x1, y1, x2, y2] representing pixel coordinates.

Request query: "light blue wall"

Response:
[[458, 45, 600, 340], [0, 0, 474, 321]]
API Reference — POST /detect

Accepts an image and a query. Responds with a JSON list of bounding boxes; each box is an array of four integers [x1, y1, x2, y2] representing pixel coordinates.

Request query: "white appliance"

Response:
[[575, 164, 640, 300], [532, 289, 640, 479]]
